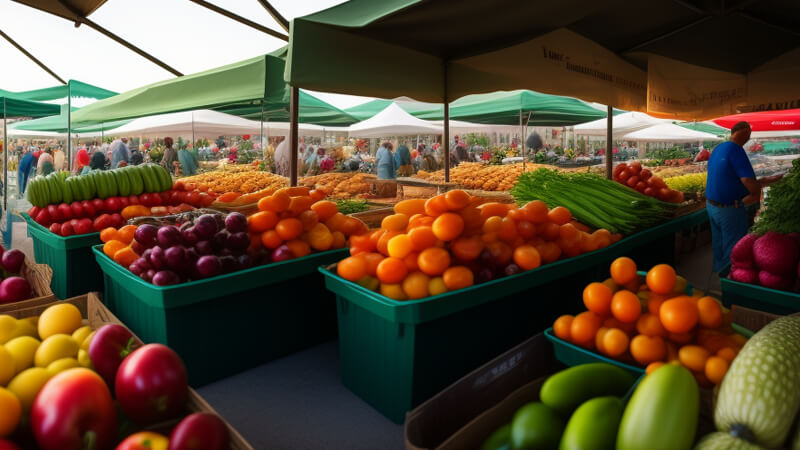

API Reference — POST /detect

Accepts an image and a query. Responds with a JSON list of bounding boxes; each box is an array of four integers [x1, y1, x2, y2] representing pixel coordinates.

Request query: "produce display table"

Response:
[[320, 208, 709, 422], [93, 246, 349, 386], [395, 177, 460, 198], [22, 212, 104, 299], [719, 266, 800, 314]]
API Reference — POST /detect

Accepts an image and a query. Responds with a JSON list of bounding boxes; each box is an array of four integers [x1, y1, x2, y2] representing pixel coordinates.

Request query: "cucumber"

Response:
[[104, 171, 118, 197], [510, 402, 564, 450], [128, 167, 144, 195], [140, 165, 157, 193], [695, 432, 766, 450], [715, 317, 800, 449], [156, 165, 173, 191], [480, 423, 511, 450], [540, 363, 635, 416], [69, 177, 83, 201], [61, 177, 73, 204], [559, 396, 622, 450], [617, 364, 698, 450], [27, 178, 39, 206], [47, 175, 61, 204], [92, 172, 107, 199], [115, 169, 131, 196], [40, 176, 53, 206], [50, 174, 65, 204]]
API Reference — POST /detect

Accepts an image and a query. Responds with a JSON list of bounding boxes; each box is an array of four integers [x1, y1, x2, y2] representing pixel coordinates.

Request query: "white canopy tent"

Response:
[[107, 110, 263, 139], [348, 103, 441, 138], [621, 123, 722, 142], [427, 120, 519, 135], [750, 130, 800, 138], [574, 112, 669, 137]]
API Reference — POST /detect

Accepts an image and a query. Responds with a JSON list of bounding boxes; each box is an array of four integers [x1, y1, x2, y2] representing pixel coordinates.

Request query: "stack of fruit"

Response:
[[27, 164, 213, 236], [0, 303, 231, 449], [334, 191, 619, 300], [612, 162, 684, 203], [299, 172, 374, 199], [0, 248, 33, 304], [728, 232, 800, 292], [552, 257, 748, 387], [664, 172, 707, 194]]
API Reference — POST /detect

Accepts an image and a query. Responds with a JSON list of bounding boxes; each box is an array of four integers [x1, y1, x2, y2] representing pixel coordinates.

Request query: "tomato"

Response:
[[31, 369, 117, 450], [168, 413, 230, 450], [117, 431, 169, 450], [74, 218, 93, 235], [127, 195, 141, 206], [186, 192, 202, 207], [57, 203, 73, 221], [80, 200, 96, 218], [49, 223, 62, 235], [91, 198, 106, 213], [88, 324, 143, 386], [139, 193, 154, 207], [115, 344, 188, 424], [0, 439, 21, 450], [60, 222, 75, 236]]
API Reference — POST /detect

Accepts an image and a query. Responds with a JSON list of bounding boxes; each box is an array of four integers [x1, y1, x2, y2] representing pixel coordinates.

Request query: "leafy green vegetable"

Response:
[[335, 199, 369, 215], [751, 159, 800, 234], [510, 169, 677, 234]]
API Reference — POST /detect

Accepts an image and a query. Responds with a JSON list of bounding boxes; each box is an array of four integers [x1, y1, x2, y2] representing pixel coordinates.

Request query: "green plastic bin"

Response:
[[94, 245, 348, 386], [22, 213, 103, 299], [719, 266, 800, 315], [543, 328, 645, 376]]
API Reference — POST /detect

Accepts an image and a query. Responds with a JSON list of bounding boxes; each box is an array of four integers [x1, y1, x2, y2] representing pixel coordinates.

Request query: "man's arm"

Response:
[[740, 177, 761, 205]]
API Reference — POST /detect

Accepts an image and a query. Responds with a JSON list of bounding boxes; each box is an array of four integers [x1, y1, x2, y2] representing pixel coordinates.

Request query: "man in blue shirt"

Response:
[[706, 121, 782, 272]]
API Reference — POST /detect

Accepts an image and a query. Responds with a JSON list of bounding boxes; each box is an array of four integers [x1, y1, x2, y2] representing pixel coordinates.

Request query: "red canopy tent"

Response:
[[713, 109, 800, 132]]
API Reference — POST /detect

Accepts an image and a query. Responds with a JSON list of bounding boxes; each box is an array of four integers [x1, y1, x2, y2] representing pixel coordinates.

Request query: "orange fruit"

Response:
[[512, 245, 541, 271], [485, 241, 513, 267], [659, 296, 699, 334], [536, 242, 562, 264], [678, 345, 710, 372], [424, 195, 449, 217], [337, 257, 367, 281], [103, 240, 127, 259], [356, 252, 384, 276], [428, 277, 448, 296], [570, 311, 602, 347], [394, 199, 427, 216], [668, 331, 694, 345], [100, 227, 119, 243], [285, 239, 311, 258], [611, 290, 642, 323], [482, 216, 503, 233], [603, 317, 637, 336], [432, 213, 464, 242], [646, 294, 668, 315], [116, 225, 137, 245], [630, 335, 666, 365], [603, 328, 629, 357], [697, 296, 723, 328], [602, 277, 618, 293], [408, 226, 437, 251], [275, 218, 303, 241], [553, 315, 573, 341], [646, 264, 676, 294], [259, 192, 291, 212], [646, 361, 665, 375], [450, 236, 485, 262], [382, 214, 409, 231], [497, 217, 518, 243], [287, 196, 314, 216], [716, 347, 737, 363], [403, 252, 420, 271], [408, 214, 434, 230], [310, 200, 338, 221], [377, 230, 401, 256], [444, 190, 471, 210], [538, 222, 561, 241], [113, 247, 139, 267], [299, 210, 319, 232], [547, 206, 572, 225], [516, 221, 537, 240], [380, 283, 407, 300], [595, 327, 610, 354], [705, 356, 729, 384], [304, 223, 333, 251], [522, 200, 549, 223], [248, 211, 279, 233], [442, 266, 474, 291], [0, 387, 21, 437], [260, 230, 282, 249], [558, 223, 580, 242], [583, 282, 613, 316], [309, 189, 326, 202], [636, 313, 667, 337], [402, 272, 430, 299], [479, 202, 511, 219], [610, 257, 637, 285], [324, 213, 348, 233], [376, 257, 408, 284], [387, 234, 413, 259]]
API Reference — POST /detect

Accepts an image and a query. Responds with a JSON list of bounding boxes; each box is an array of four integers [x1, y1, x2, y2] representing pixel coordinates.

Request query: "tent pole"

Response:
[[443, 63, 450, 184], [67, 82, 72, 171], [606, 105, 613, 179], [289, 86, 299, 187], [520, 110, 524, 172], [260, 101, 264, 159], [191, 112, 195, 152], [3, 99, 7, 212]]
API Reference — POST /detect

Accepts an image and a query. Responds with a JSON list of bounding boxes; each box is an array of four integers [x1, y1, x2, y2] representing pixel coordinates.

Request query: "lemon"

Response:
[[13, 319, 38, 341], [379, 283, 407, 300], [428, 277, 448, 296], [38, 303, 82, 340], [35, 335, 79, 368], [46, 358, 80, 375], [0, 346, 15, 385], [0, 316, 16, 344], [71, 326, 93, 346], [7, 368, 51, 411], [22, 316, 38, 328], [80, 330, 96, 351], [77, 349, 93, 368], [5, 336, 40, 373], [0, 386, 21, 436]]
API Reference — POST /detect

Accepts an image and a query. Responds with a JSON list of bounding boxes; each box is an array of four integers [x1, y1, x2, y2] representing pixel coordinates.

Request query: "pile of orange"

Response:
[[553, 257, 748, 387], [335, 190, 620, 300], [247, 187, 368, 257], [101, 225, 141, 267]]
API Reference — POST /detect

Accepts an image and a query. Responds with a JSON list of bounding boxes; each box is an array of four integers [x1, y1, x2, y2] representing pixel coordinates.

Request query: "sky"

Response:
[[0, 0, 373, 109]]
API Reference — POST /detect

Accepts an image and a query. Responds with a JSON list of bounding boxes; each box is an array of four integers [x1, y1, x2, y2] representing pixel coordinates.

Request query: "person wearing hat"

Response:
[[17, 147, 36, 195], [706, 121, 783, 273], [395, 144, 413, 177], [161, 137, 178, 174]]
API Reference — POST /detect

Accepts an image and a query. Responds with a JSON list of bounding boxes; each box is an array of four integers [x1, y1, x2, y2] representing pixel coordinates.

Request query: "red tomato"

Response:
[[49, 223, 62, 235], [60, 222, 75, 236], [0, 439, 22, 450], [35, 209, 51, 226], [91, 198, 106, 213], [626, 176, 640, 188], [158, 191, 171, 206], [47, 205, 63, 223], [69, 201, 84, 219], [644, 187, 655, 197], [617, 169, 631, 182], [128, 195, 141, 206], [118, 196, 130, 209], [57, 203, 73, 221], [104, 196, 122, 213], [168, 413, 230, 450], [139, 193, 153, 207], [75, 218, 93, 235], [31, 368, 117, 450], [81, 200, 96, 218], [186, 191, 202, 207], [110, 213, 124, 228], [27, 206, 41, 219], [635, 181, 647, 192], [93, 214, 113, 231], [639, 168, 652, 181], [115, 344, 188, 424]]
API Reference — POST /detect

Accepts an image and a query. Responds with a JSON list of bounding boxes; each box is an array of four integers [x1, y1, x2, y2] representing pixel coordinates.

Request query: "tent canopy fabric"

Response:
[[713, 109, 800, 132], [344, 98, 441, 121], [676, 122, 729, 137], [11, 104, 128, 133], [11, 0, 108, 21], [285, 0, 800, 120], [574, 112, 668, 137], [428, 120, 519, 135], [106, 110, 263, 139], [72, 50, 357, 127], [11, 80, 117, 102], [347, 103, 441, 138], [621, 123, 722, 142], [1, 91, 61, 118]]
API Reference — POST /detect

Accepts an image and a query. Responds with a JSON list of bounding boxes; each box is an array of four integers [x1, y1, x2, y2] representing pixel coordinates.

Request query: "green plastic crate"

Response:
[[543, 328, 645, 376], [94, 245, 348, 386], [22, 213, 103, 299], [719, 266, 800, 315]]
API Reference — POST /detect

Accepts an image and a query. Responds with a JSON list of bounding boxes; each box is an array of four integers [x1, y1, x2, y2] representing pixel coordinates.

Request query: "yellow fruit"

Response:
[[5, 336, 40, 373], [22, 316, 38, 327], [379, 284, 407, 301], [38, 303, 83, 340], [71, 325, 93, 346], [0, 346, 15, 385], [7, 368, 51, 411], [0, 316, 15, 344], [12, 319, 38, 340], [47, 357, 80, 375], [428, 277, 448, 296], [35, 334, 79, 368], [80, 331, 96, 351], [77, 349, 93, 368], [671, 276, 689, 295], [0, 387, 21, 436]]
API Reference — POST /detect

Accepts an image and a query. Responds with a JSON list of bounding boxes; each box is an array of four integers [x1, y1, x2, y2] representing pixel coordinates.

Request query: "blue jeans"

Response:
[[707, 202, 750, 272]]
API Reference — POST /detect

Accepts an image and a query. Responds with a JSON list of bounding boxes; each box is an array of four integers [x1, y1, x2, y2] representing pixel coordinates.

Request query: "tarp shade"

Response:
[[11, 0, 108, 20], [0, 90, 60, 118], [621, 123, 721, 142], [285, 0, 800, 120], [345, 99, 442, 121], [347, 103, 441, 138], [106, 110, 262, 139], [72, 51, 357, 126], [713, 108, 800, 132], [676, 122, 729, 137], [11, 105, 128, 132], [11, 80, 117, 101], [574, 112, 668, 137]]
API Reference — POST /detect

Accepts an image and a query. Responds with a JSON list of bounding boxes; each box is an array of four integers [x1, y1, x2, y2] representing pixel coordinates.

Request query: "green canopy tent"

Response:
[[10, 106, 130, 134], [344, 98, 442, 121], [676, 122, 729, 138]]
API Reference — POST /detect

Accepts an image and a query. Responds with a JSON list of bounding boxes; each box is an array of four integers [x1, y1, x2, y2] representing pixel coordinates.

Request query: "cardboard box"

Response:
[[0, 260, 55, 313], [404, 333, 561, 450], [732, 305, 800, 333], [7, 293, 253, 450]]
